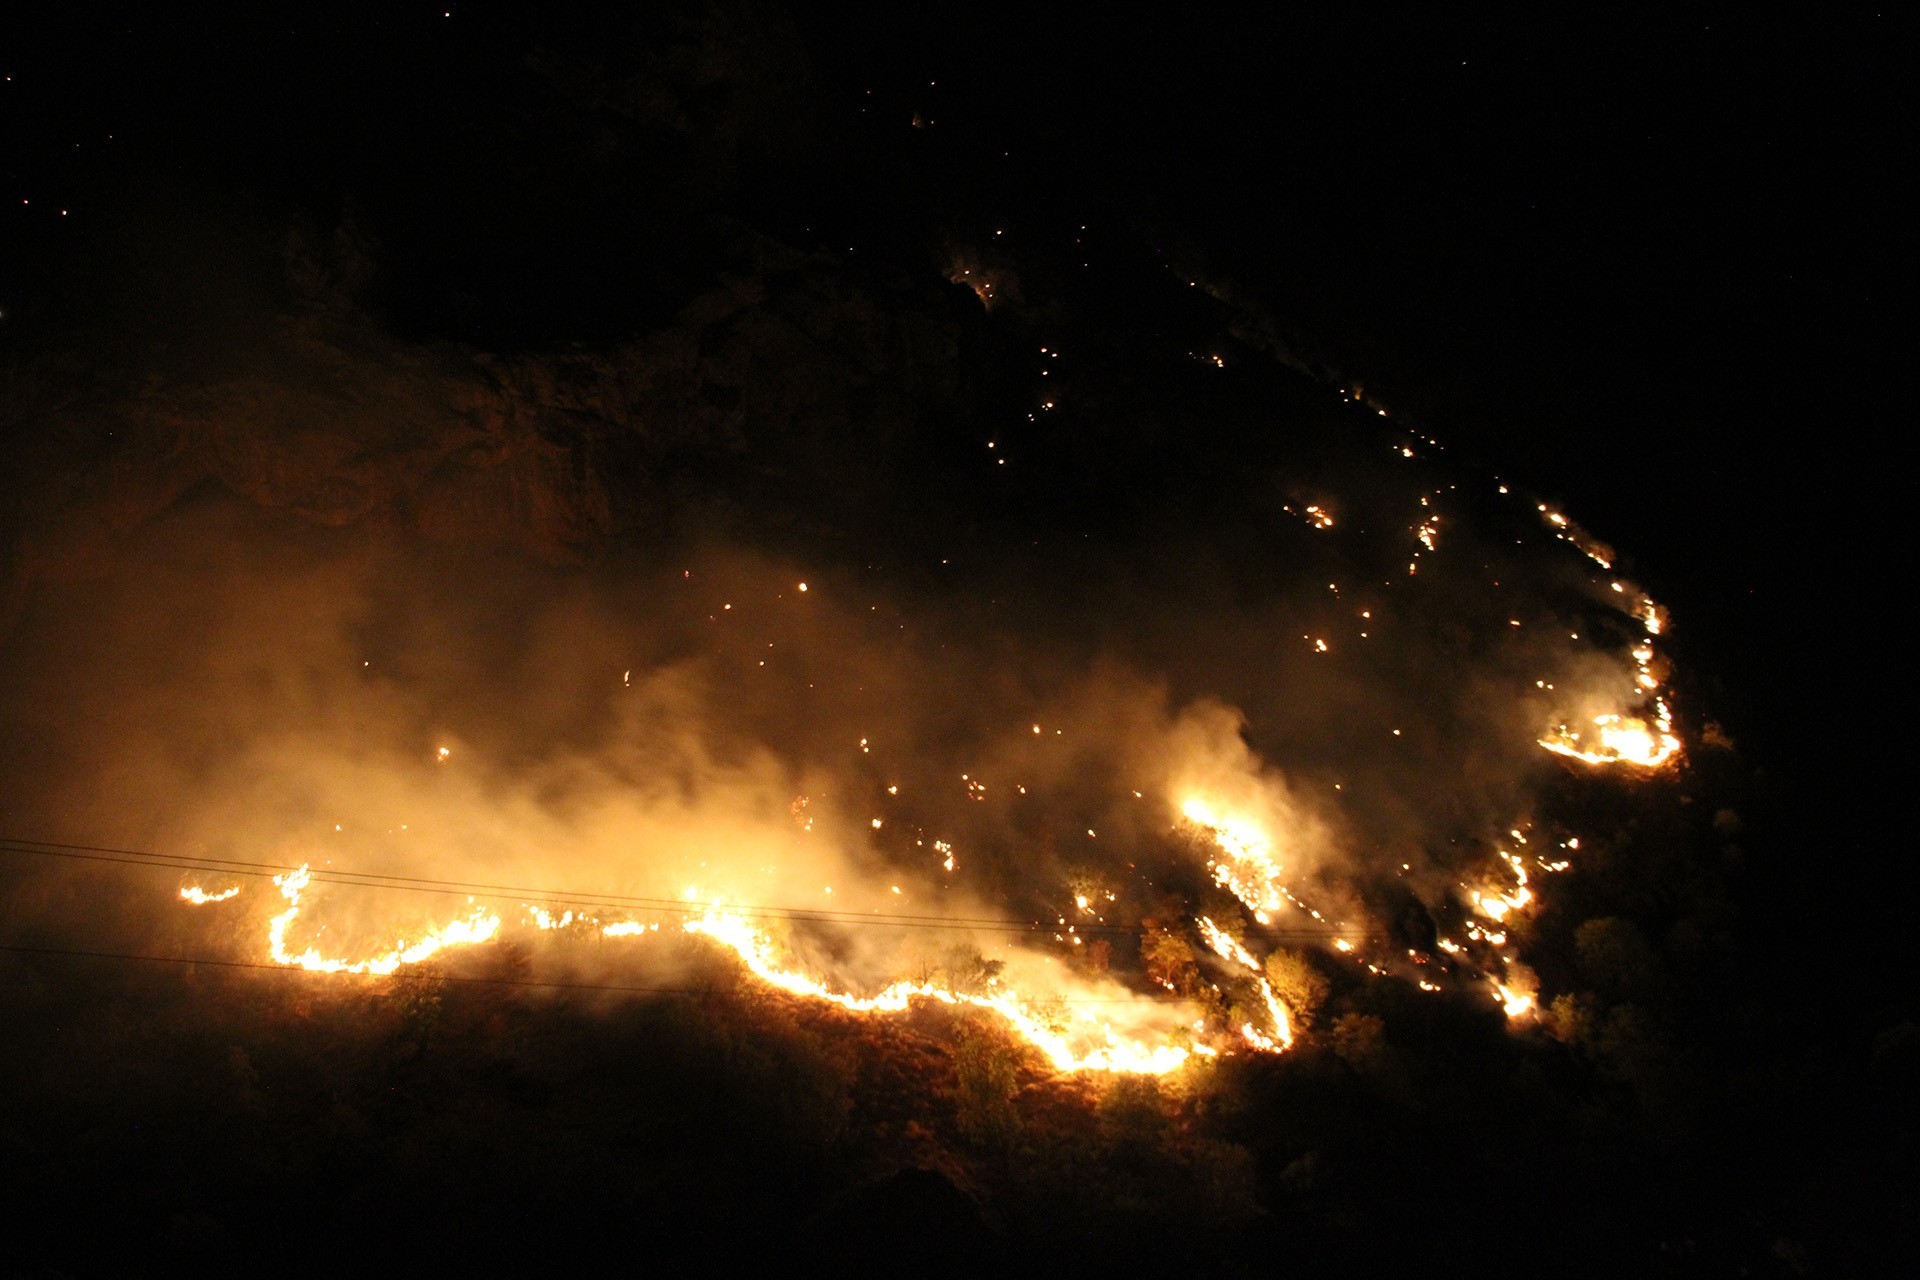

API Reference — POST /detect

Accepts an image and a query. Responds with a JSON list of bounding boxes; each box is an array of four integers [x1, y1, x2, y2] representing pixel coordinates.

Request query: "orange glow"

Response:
[[1181, 797, 1287, 924], [1197, 916, 1294, 1049], [681, 903, 1199, 1074], [202, 866, 1234, 1075], [266, 866, 501, 975], [1539, 711, 1680, 768]]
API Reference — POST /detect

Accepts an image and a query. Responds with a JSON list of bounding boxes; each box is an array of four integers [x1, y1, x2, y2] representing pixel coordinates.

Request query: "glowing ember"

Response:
[[179, 885, 239, 904], [1537, 504, 1615, 568]]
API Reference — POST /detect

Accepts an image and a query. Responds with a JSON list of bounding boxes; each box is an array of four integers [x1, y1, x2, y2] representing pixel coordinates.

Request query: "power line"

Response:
[[0, 835, 1383, 940], [0, 836, 1068, 933]]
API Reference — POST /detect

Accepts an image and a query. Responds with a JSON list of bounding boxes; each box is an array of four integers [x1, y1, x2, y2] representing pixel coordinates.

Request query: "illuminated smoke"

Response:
[[0, 215, 1691, 1074]]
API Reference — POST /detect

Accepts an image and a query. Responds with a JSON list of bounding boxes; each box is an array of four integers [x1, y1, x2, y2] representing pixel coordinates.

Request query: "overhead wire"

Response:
[[0, 834, 1384, 940]]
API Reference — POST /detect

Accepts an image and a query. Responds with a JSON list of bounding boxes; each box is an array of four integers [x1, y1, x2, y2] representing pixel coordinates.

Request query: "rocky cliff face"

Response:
[[0, 225, 979, 642], [4, 323, 604, 626]]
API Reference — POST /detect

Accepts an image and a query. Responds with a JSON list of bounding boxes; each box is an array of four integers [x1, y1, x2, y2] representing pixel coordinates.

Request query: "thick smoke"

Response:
[[0, 196, 1666, 1009]]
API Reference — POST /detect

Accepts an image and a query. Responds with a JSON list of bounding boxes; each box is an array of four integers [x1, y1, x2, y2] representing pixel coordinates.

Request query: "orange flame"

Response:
[[680, 905, 1202, 1074], [267, 866, 501, 975]]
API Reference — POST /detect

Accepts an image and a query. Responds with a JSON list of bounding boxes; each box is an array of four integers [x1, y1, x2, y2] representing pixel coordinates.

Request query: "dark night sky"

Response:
[[5, 3, 1902, 930]]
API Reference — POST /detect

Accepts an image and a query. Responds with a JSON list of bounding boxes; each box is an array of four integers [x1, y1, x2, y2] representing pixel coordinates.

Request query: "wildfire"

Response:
[[527, 905, 583, 930], [681, 904, 1199, 1074], [266, 866, 501, 975], [1537, 504, 1615, 569], [201, 865, 1218, 1075], [1496, 981, 1536, 1020], [1469, 850, 1534, 923], [1181, 784, 1563, 1030], [1181, 797, 1287, 924], [1534, 508, 1683, 770], [172, 770, 1631, 1069], [161, 479, 1692, 1075], [1539, 712, 1680, 768], [1196, 916, 1294, 1049]]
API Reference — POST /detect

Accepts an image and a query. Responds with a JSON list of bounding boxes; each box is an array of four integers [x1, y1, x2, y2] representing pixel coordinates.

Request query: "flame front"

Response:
[[1539, 712, 1680, 768], [1535, 523, 1683, 769], [1197, 916, 1294, 1050], [683, 906, 1198, 1074], [220, 866, 1210, 1074], [1181, 797, 1288, 924], [267, 866, 501, 976]]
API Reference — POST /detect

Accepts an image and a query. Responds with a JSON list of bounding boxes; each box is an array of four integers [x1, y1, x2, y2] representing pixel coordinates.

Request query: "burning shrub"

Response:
[[1264, 949, 1330, 1033]]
